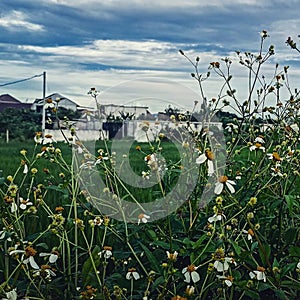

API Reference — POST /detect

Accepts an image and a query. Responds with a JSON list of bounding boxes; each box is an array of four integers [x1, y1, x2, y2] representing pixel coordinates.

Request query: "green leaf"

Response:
[[228, 240, 242, 256], [251, 241, 258, 252], [258, 243, 271, 266], [36, 242, 49, 250], [82, 245, 101, 287], [289, 246, 300, 257], [284, 227, 298, 244], [272, 257, 279, 268], [285, 195, 295, 211], [192, 234, 207, 249], [138, 241, 160, 273], [244, 289, 260, 299], [152, 240, 170, 249]]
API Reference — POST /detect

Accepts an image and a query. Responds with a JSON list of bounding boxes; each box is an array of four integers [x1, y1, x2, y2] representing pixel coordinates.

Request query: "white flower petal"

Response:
[[133, 271, 140, 280], [39, 252, 50, 257], [11, 202, 18, 213], [214, 182, 223, 195], [191, 271, 200, 283], [23, 164, 28, 174], [29, 256, 39, 269], [196, 154, 206, 164], [183, 272, 191, 283], [207, 160, 214, 175], [208, 214, 219, 223], [5, 288, 17, 300], [226, 182, 236, 194], [223, 260, 229, 271], [225, 279, 232, 287], [20, 203, 27, 210], [49, 253, 58, 263], [0, 231, 5, 239]]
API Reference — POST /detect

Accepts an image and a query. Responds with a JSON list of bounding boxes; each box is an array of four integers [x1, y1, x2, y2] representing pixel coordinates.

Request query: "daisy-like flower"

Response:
[[40, 250, 59, 263], [3, 288, 17, 300], [166, 251, 178, 261], [225, 123, 238, 132], [93, 216, 103, 226], [242, 228, 255, 243], [208, 212, 226, 223], [185, 285, 195, 296], [44, 98, 55, 109], [267, 152, 283, 162], [286, 148, 295, 160], [34, 132, 43, 144], [171, 296, 187, 300], [9, 246, 39, 269], [214, 176, 236, 195], [142, 171, 150, 180], [214, 257, 236, 272], [217, 275, 234, 287], [249, 142, 265, 152], [126, 268, 140, 280], [182, 264, 200, 283], [271, 165, 283, 177], [196, 149, 214, 175], [33, 264, 56, 280], [19, 197, 33, 210], [138, 213, 150, 225], [145, 154, 159, 171], [249, 266, 266, 282], [296, 260, 300, 271], [254, 136, 265, 144], [42, 134, 56, 145], [98, 246, 113, 259]]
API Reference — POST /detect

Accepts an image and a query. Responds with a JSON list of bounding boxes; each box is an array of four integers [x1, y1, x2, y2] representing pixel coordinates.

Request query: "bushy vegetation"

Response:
[[0, 31, 300, 300]]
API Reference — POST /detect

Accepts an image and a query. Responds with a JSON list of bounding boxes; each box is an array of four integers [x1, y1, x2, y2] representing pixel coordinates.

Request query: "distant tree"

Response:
[[0, 108, 41, 141]]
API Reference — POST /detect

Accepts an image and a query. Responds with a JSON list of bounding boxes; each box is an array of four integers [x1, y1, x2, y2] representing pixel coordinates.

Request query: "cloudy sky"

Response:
[[0, 0, 300, 112]]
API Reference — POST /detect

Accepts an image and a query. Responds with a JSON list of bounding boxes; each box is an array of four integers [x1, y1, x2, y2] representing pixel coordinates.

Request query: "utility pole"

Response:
[[42, 71, 46, 136]]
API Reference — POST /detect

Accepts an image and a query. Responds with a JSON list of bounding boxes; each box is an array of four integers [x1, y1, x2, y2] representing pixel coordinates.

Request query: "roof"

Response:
[[0, 94, 23, 104], [0, 94, 32, 111], [34, 93, 79, 106]]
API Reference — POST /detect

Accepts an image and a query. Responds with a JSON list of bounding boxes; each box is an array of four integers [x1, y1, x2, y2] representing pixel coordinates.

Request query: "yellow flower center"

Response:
[[257, 266, 265, 272], [218, 176, 228, 183], [128, 267, 136, 272], [248, 229, 255, 236], [255, 143, 262, 148], [138, 213, 145, 219], [205, 150, 214, 160], [187, 264, 196, 272], [25, 246, 37, 257], [272, 152, 281, 161]]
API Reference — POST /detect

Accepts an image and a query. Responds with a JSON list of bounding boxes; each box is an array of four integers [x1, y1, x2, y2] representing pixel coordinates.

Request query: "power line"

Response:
[[0, 73, 44, 87]]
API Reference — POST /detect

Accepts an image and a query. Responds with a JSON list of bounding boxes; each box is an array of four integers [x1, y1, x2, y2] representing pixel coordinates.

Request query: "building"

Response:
[[99, 103, 149, 120], [32, 93, 80, 112], [0, 94, 32, 112]]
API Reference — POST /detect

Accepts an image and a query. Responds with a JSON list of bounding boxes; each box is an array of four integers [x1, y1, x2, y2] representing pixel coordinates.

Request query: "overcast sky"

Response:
[[0, 0, 300, 112]]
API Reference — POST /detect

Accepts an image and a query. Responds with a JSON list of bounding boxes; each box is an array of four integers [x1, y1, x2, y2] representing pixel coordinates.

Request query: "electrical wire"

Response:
[[0, 73, 44, 87]]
